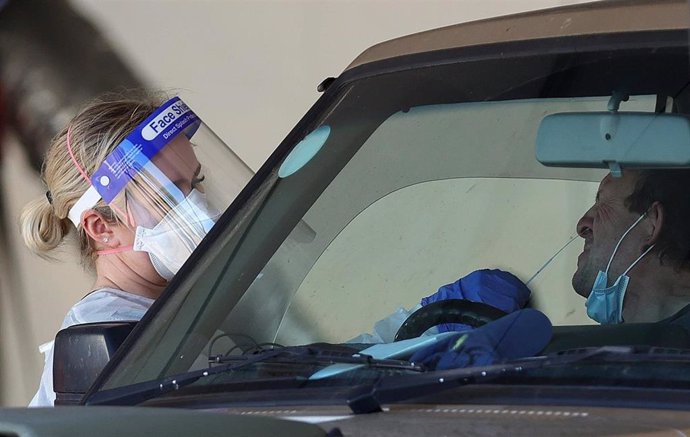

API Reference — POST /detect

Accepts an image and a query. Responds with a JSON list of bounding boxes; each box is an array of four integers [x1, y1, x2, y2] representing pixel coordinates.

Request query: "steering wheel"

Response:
[[394, 299, 508, 341]]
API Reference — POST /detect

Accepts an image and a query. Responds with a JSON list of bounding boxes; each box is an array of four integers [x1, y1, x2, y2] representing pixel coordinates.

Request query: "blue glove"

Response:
[[420, 269, 531, 333], [410, 309, 551, 370]]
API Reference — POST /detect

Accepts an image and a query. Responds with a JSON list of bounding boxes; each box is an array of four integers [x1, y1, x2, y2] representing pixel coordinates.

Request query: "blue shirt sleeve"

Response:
[[420, 269, 531, 333]]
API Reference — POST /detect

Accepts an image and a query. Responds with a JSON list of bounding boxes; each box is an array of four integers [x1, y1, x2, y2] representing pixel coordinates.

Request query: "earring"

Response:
[[103, 237, 109, 243]]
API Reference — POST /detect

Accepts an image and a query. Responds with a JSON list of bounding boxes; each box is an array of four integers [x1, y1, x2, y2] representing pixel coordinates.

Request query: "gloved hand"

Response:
[[420, 269, 531, 333], [410, 309, 552, 370]]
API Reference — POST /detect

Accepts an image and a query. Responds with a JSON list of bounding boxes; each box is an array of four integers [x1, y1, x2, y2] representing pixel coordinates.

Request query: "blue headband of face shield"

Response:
[[68, 97, 201, 227]]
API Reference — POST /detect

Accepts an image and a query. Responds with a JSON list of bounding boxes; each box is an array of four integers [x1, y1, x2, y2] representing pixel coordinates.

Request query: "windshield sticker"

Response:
[[91, 96, 200, 203], [278, 125, 331, 178]]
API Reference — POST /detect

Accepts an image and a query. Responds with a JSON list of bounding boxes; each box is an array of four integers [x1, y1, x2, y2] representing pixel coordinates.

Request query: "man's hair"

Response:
[[626, 170, 690, 271]]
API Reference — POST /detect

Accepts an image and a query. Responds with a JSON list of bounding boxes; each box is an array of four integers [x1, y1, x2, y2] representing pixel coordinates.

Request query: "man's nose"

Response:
[[576, 208, 594, 238]]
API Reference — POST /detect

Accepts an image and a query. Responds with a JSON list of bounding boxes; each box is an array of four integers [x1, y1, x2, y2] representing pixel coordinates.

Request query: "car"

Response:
[[10, 0, 690, 435]]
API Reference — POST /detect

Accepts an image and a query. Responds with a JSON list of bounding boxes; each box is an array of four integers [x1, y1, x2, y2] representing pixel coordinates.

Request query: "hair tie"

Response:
[[46, 191, 53, 204]]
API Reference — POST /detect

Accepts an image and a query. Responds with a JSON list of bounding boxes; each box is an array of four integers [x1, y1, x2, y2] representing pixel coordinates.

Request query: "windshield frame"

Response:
[[84, 27, 690, 405]]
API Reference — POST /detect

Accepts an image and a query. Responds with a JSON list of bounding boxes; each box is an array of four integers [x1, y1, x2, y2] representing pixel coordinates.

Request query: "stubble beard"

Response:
[[572, 255, 598, 298]]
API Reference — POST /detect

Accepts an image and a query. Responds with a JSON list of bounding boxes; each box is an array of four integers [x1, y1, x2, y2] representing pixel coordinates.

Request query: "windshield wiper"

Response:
[[89, 344, 690, 407], [347, 345, 690, 414], [86, 344, 424, 406]]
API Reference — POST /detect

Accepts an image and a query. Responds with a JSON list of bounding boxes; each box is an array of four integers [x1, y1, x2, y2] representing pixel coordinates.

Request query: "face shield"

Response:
[[68, 97, 252, 280]]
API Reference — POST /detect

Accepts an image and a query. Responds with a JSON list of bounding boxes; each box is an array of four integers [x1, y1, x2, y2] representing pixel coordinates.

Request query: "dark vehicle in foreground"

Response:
[[7, 0, 690, 435]]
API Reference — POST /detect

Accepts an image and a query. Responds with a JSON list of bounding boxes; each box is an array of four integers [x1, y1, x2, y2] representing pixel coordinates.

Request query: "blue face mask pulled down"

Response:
[[585, 213, 654, 325]]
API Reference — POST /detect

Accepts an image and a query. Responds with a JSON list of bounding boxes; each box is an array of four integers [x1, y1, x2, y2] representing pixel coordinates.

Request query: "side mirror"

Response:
[[53, 321, 137, 405]]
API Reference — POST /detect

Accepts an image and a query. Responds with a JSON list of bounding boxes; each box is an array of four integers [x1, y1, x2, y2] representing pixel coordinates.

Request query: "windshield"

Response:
[[93, 29, 690, 401]]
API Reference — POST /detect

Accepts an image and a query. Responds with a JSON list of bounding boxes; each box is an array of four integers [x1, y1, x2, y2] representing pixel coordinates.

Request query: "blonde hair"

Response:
[[20, 91, 166, 268]]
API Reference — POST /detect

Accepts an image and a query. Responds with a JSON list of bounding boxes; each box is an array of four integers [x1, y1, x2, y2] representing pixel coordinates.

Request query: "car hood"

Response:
[[212, 402, 690, 436]]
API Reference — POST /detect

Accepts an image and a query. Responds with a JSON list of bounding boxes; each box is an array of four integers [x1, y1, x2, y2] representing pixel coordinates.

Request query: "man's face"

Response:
[[572, 171, 646, 298]]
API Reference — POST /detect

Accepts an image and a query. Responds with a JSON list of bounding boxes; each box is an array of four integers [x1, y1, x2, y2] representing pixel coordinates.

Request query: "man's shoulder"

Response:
[[657, 303, 690, 330]]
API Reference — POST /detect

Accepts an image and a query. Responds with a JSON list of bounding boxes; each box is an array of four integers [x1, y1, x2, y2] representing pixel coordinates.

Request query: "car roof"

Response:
[[345, 0, 689, 71]]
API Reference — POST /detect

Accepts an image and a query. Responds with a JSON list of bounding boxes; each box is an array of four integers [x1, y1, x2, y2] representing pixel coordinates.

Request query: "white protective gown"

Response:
[[29, 288, 154, 407]]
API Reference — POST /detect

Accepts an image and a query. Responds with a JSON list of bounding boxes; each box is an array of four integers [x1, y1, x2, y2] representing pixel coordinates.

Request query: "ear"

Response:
[[81, 209, 119, 250], [643, 201, 664, 248]]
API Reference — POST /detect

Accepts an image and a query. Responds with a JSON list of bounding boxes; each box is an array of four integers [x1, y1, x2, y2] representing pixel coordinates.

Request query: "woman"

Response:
[[21, 92, 247, 406]]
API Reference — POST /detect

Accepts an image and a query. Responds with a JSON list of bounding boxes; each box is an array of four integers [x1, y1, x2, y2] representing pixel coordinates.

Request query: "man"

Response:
[[572, 169, 690, 324]]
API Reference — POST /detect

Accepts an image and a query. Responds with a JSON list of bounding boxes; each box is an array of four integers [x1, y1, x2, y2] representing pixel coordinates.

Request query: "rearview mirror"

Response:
[[536, 112, 690, 174], [53, 321, 137, 405]]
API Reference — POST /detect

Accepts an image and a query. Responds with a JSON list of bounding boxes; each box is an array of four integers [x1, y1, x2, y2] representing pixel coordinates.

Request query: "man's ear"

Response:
[[644, 201, 664, 247], [81, 209, 116, 249]]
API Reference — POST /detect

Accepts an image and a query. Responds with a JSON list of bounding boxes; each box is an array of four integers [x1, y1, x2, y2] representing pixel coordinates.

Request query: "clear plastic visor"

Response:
[[69, 97, 253, 271]]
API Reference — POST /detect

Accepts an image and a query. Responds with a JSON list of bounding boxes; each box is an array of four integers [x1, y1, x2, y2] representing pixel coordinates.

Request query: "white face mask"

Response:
[[132, 189, 219, 280]]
